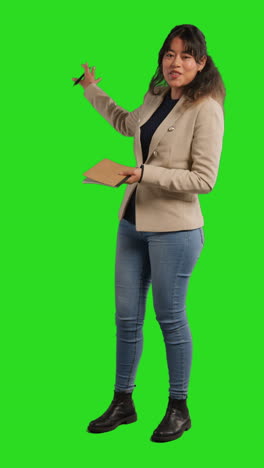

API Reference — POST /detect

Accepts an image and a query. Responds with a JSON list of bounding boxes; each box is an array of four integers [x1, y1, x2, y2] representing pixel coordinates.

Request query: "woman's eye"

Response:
[[165, 53, 191, 59]]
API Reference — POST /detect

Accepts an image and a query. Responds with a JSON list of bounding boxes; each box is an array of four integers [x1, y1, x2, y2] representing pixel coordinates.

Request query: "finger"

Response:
[[81, 63, 90, 73], [87, 62, 93, 73], [95, 77, 102, 83]]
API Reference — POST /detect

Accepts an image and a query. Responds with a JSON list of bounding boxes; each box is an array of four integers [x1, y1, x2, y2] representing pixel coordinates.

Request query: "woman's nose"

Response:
[[172, 56, 182, 66]]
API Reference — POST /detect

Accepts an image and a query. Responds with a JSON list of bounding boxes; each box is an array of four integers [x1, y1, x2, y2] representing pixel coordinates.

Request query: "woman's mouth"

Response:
[[169, 72, 182, 79]]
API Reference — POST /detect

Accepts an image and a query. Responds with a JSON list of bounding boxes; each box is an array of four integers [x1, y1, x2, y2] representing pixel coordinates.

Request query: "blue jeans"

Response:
[[114, 218, 205, 399]]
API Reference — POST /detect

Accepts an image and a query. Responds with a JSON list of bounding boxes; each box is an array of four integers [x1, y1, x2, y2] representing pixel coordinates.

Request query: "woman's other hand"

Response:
[[72, 63, 102, 89], [118, 167, 142, 184]]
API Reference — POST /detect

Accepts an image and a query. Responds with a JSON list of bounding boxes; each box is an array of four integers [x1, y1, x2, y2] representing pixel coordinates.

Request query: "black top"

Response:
[[123, 90, 180, 225]]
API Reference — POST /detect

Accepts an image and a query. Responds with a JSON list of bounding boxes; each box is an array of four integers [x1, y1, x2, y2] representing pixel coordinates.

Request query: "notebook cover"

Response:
[[83, 159, 133, 187]]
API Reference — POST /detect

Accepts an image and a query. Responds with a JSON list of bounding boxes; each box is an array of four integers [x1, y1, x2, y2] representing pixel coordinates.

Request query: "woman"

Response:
[[72, 24, 225, 443]]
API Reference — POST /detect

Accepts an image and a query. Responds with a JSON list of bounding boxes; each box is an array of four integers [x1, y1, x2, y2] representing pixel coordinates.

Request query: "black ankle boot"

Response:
[[87, 391, 137, 433], [151, 396, 191, 443]]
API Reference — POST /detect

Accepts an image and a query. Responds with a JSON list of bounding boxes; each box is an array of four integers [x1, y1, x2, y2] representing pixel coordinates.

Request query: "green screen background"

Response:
[[2, 1, 263, 466]]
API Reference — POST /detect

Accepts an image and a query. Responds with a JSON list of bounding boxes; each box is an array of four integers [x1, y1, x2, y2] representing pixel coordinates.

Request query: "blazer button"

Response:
[[168, 126, 175, 132], [153, 150, 157, 156]]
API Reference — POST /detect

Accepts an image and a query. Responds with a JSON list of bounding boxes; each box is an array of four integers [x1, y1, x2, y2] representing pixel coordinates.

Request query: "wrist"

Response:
[[138, 164, 144, 183]]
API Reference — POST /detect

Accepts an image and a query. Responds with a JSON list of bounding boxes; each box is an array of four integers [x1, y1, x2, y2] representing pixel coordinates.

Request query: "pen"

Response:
[[73, 72, 85, 86]]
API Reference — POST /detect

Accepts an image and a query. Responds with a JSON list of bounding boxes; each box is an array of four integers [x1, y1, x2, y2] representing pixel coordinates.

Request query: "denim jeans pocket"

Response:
[[199, 227, 205, 246]]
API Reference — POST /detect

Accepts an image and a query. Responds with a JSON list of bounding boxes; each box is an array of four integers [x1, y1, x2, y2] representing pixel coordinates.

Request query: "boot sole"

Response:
[[87, 413, 137, 433], [151, 419, 191, 442]]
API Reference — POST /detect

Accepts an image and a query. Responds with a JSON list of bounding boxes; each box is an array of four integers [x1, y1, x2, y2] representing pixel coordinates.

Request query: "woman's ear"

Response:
[[199, 55, 207, 71]]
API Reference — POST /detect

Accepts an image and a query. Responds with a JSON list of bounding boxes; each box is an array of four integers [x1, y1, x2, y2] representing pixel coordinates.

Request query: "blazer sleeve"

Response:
[[83, 83, 148, 137], [140, 98, 225, 194]]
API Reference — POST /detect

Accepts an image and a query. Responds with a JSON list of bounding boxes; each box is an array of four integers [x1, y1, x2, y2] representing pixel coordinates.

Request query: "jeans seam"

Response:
[[199, 227, 204, 246], [167, 231, 188, 397], [125, 249, 149, 390]]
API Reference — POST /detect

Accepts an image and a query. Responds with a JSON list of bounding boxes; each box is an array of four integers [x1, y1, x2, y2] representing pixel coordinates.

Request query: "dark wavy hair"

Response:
[[149, 24, 226, 110]]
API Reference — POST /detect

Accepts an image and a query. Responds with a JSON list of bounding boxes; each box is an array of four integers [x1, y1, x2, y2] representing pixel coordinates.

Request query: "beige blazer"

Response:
[[84, 83, 224, 232]]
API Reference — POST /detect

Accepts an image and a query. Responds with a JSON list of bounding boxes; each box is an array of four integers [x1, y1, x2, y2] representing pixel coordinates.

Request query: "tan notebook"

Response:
[[83, 159, 132, 187]]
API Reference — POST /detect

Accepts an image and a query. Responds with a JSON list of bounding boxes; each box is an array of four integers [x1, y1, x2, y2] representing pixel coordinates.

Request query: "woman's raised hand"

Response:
[[72, 63, 102, 89]]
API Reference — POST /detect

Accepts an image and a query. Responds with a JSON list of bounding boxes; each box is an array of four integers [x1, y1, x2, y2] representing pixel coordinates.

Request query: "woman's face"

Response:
[[162, 36, 207, 99]]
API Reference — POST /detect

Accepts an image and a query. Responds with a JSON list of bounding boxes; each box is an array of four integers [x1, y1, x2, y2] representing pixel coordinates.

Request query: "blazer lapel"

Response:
[[134, 89, 168, 165], [146, 92, 188, 164], [134, 86, 188, 165], [139, 87, 168, 126]]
